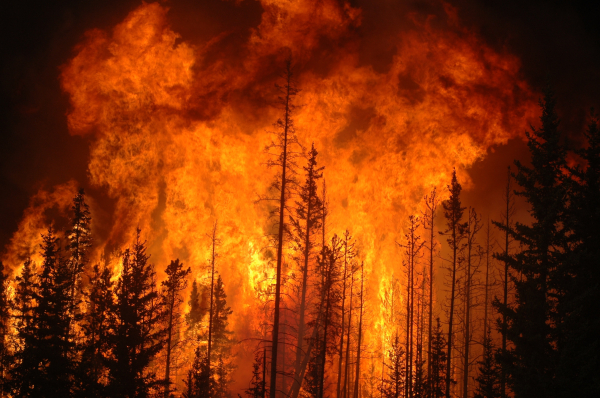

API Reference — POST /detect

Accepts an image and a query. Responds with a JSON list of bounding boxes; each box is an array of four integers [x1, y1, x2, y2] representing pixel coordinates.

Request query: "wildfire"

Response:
[[4, 0, 538, 392]]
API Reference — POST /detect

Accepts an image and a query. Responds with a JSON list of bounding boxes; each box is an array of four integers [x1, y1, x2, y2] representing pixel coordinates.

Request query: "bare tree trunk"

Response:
[[270, 61, 294, 398], [500, 168, 512, 398], [343, 270, 355, 398], [208, 222, 218, 373], [462, 209, 473, 398], [163, 288, 175, 398], [424, 188, 438, 398], [483, 220, 490, 345], [445, 231, 458, 398], [337, 235, 350, 398], [353, 262, 365, 398], [288, 182, 327, 398]]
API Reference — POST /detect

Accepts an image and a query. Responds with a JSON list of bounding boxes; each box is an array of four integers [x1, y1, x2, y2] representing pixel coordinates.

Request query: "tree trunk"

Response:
[[353, 262, 365, 398], [270, 61, 293, 398]]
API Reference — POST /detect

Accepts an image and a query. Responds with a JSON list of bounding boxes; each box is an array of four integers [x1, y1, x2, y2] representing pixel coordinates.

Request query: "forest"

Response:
[[0, 56, 598, 398]]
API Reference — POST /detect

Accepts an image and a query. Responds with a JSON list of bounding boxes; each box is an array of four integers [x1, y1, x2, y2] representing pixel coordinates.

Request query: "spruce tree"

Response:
[[493, 88, 567, 398], [0, 262, 9, 397], [380, 335, 405, 398], [559, 111, 600, 396], [246, 351, 266, 398], [473, 330, 500, 398], [76, 262, 115, 397], [162, 259, 191, 398], [186, 279, 204, 338], [428, 319, 447, 398], [290, 142, 323, 383], [107, 229, 166, 397], [9, 259, 37, 396], [441, 170, 467, 398]]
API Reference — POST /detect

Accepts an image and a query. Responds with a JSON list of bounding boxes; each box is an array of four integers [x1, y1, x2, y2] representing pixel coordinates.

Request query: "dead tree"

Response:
[[353, 261, 366, 398], [462, 208, 482, 398], [423, 187, 439, 395], [492, 168, 514, 398], [266, 59, 301, 398], [441, 170, 467, 398]]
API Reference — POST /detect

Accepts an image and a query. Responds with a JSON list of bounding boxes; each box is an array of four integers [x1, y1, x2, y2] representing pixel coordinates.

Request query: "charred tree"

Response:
[[337, 230, 356, 398], [422, 187, 439, 396], [267, 59, 301, 398], [441, 170, 467, 398], [462, 208, 482, 398], [380, 335, 406, 398], [0, 262, 9, 398], [162, 259, 191, 398], [353, 261, 365, 398], [491, 167, 513, 398], [207, 222, 220, 375], [290, 143, 323, 382]]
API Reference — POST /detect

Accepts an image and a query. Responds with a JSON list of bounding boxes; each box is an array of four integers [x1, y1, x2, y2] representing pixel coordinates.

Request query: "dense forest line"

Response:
[[0, 64, 599, 398]]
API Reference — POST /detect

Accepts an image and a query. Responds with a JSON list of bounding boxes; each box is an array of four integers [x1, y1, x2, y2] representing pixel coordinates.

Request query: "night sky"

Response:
[[1, 0, 599, 250]]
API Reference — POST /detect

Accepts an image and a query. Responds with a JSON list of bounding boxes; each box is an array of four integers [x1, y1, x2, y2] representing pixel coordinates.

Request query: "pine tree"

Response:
[[107, 229, 166, 397], [380, 335, 405, 398], [473, 330, 500, 398], [162, 259, 191, 398], [428, 319, 447, 398], [10, 227, 76, 397], [558, 111, 600, 396], [441, 170, 467, 398], [76, 262, 115, 397], [290, 143, 323, 385], [493, 88, 567, 398], [246, 351, 266, 398], [186, 279, 204, 337], [184, 346, 213, 398], [0, 262, 10, 397], [212, 275, 233, 356], [422, 187, 439, 396], [266, 58, 301, 398]]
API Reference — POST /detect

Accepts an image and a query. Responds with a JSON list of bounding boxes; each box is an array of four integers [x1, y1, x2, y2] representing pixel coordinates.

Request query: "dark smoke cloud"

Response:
[[1, 0, 598, 249]]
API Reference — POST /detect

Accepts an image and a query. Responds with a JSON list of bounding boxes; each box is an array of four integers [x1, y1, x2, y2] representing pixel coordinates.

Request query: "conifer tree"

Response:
[[0, 262, 9, 397], [380, 335, 405, 398], [186, 280, 204, 338], [559, 111, 600, 396], [76, 262, 115, 397], [473, 330, 500, 398], [422, 187, 439, 395], [491, 168, 514, 398], [162, 259, 191, 398], [212, 275, 233, 356], [290, 143, 323, 378], [184, 346, 213, 398], [493, 88, 568, 398], [9, 258, 37, 396], [428, 319, 447, 398], [246, 351, 266, 398], [441, 170, 467, 398], [266, 58, 301, 398], [107, 229, 166, 397]]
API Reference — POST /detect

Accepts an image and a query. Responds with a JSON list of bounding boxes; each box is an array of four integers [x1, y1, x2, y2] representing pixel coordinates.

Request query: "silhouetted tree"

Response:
[[428, 319, 447, 398], [186, 279, 204, 338], [491, 167, 514, 398], [76, 262, 115, 397], [493, 88, 568, 398], [558, 111, 600, 397], [441, 170, 467, 398], [422, 187, 439, 395], [107, 229, 165, 397], [380, 335, 405, 398], [184, 346, 213, 398], [266, 58, 301, 398], [162, 259, 191, 398], [473, 330, 500, 398], [0, 262, 9, 397], [246, 351, 266, 398], [290, 143, 323, 380]]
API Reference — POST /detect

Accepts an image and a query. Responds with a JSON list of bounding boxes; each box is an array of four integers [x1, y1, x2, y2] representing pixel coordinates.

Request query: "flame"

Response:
[[4, 0, 540, 391]]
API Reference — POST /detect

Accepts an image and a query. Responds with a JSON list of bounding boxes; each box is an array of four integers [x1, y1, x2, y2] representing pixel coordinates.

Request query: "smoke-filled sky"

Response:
[[1, 0, 599, 252]]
